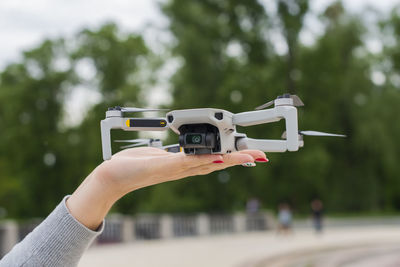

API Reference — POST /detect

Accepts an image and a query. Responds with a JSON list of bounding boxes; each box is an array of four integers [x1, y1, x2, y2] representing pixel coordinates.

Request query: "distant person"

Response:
[[0, 147, 267, 266], [311, 199, 324, 233], [277, 203, 292, 235]]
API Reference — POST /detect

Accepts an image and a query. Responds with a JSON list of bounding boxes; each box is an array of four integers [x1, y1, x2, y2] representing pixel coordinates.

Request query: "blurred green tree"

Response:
[[0, 39, 75, 217], [1, 1, 400, 219], [158, 0, 400, 213], [0, 23, 150, 218]]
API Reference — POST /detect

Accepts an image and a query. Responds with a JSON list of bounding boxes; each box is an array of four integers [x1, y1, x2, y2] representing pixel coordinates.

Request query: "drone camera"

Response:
[[178, 124, 221, 154]]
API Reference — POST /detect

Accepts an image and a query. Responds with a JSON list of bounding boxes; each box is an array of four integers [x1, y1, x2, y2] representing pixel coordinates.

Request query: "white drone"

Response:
[[101, 94, 345, 160]]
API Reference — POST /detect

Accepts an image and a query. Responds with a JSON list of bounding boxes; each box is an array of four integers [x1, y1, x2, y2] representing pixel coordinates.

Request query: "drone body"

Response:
[[100, 94, 345, 160]]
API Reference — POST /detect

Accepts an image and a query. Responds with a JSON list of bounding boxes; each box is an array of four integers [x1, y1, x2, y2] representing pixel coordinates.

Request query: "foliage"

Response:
[[0, 1, 400, 218]]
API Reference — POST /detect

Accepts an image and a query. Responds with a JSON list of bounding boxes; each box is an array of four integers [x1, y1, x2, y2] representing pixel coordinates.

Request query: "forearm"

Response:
[[0, 196, 103, 267], [66, 167, 121, 230]]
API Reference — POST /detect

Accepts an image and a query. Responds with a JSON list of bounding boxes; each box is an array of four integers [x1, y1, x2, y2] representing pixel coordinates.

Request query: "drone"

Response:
[[100, 94, 345, 160]]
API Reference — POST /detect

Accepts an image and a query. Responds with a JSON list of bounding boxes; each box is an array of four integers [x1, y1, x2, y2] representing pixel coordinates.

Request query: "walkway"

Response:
[[79, 226, 400, 267]]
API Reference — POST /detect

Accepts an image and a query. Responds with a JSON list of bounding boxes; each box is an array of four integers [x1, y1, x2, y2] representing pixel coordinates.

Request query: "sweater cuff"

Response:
[[32, 195, 104, 266], [62, 195, 105, 233]]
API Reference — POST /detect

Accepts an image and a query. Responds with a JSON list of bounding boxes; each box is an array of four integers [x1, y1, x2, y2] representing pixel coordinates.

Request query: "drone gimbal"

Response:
[[100, 94, 345, 160]]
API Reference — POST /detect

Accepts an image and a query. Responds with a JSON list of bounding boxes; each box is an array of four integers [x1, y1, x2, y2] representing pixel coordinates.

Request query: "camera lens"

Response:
[[192, 135, 201, 144], [186, 134, 202, 144]]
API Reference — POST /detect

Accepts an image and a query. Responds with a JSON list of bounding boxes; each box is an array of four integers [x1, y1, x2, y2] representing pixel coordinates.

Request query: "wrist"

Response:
[[93, 161, 133, 200], [66, 170, 121, 230]]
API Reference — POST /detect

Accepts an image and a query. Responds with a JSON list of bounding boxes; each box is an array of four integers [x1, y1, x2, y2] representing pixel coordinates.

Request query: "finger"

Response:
[[238, 150, 268, 162], [177, 152, 256, 178], [221, 152, 255, 165], [170, 151, 261, 178], [147, 152, 224, 177], [171, 152, 224, 168]]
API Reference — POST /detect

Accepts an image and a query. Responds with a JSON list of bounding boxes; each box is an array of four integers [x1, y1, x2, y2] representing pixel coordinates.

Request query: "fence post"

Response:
[[263, 210, 277, 230], [197, 213, 210, 236], [122, 216, 135, 243], [0, 221, 18, 258], [160, 214, 173, 239], [233, 212, 246, 233]]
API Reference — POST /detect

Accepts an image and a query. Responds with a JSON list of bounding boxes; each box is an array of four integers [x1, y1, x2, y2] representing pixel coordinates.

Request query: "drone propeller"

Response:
[[290, 95, 304, 107], [299, 131, 346, 137], [255, 94, 304, 110], [121, 107, 168, 113], [163, 144, 182, 153], [281, 130, 346, 139], [115, 138, 164, 149], [255, 100, 275, 110], [115, 138, 153, 149], [120, 142, 149, 149], [114, 138, 153, 143]]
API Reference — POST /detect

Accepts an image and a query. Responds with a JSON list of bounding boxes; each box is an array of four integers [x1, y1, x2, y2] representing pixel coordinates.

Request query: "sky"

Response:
[[0, 0, 398, 126], [0, 0, 169, 70], [0, 0, 397, 70]]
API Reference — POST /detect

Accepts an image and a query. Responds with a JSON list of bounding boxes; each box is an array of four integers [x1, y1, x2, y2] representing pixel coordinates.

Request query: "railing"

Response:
[[0, 228, 4, 259], [18, 220, 41, 242], [246, 213, 267, 231], [95, 211, 275, 244], [173, 215, 197, 237], [134, 215, 161, 240], [210, 214, 234, 234], [0, 211, 276, 258], [0, 221, 18, 260]]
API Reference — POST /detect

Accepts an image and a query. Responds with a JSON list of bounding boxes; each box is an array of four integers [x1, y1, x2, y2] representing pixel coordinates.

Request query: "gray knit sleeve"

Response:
[[0, 196, 104, 267]]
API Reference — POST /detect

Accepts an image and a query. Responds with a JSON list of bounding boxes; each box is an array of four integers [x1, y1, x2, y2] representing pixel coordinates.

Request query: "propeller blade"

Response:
[[115, 139, 151, 143], [281, 130, 346, 139], [120, 142, 149, 149], [256, 94, 304, 110], [255, 100, 274, 110], [300, 131, 346, 137], [290, 95, 304, 107], [163, 144, 181, 153], [121, 107, 168, 113]]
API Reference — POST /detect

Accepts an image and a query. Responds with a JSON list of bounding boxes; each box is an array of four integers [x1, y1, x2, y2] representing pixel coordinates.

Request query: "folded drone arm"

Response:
[[101, 116, 168, 160], [233, 108, 280, 126], [233, 106, 300, 151], [236, 138, 288, 152]]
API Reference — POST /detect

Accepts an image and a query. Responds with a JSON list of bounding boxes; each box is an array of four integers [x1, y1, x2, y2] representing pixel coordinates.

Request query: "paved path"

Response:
[[79, 226, 400, 267]]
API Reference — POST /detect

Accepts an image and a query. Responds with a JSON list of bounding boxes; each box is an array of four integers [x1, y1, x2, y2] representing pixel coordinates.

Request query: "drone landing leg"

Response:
[[236, 138, 287, 152], [233, 106, 300, 152]]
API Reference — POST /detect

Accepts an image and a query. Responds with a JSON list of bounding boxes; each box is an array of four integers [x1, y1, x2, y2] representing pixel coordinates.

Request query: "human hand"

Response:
[[96, 147, 268, 197], [67, 147, 268, 230]]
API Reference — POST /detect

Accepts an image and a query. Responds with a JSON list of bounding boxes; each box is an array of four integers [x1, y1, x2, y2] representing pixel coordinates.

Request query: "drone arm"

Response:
[[236, 138, 288, 152], [101, 116, 169, 160], [282, 106, 300, 151], [233, 106, 300, 151], [101, 118, 120, 160], [233, 109, 280, 127]]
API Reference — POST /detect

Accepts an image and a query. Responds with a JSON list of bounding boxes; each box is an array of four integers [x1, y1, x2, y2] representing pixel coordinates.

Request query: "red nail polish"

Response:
[[213, 160, 224, 163], [255, 158, 269, 162]]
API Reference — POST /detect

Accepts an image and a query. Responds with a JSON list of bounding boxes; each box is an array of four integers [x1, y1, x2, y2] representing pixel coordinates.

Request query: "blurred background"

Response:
[[1, 0, 400, 266]]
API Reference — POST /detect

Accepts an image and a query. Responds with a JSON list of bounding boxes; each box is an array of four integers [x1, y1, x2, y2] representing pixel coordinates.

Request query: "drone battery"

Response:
[[126, 119, 167, 128]]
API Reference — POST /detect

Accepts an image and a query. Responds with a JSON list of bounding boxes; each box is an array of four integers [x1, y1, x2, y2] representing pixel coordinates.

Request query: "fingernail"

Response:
[[255, 158, 269, 162], [213, 160, 224, 164], [242, 162, 256, 167]]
